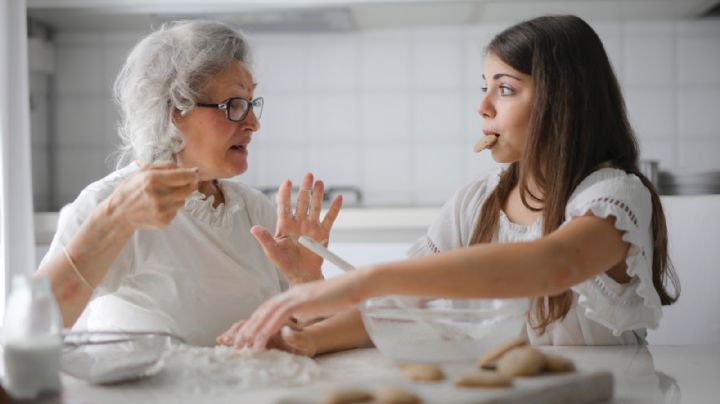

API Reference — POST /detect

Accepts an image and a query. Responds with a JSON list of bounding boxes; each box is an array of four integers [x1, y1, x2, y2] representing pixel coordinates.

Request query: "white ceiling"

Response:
[[27, 0, 720, 32]]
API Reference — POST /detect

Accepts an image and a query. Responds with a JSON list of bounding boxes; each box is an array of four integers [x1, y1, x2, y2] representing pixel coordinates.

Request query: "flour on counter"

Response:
[[159, 344, 320, 394]]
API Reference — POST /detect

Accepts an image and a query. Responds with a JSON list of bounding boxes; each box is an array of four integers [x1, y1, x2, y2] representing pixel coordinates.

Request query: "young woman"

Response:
[[219, 15, 680, 352]]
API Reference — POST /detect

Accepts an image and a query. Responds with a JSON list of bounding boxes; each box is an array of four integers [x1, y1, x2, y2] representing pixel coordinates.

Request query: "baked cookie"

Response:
[[323, 388, 374, 404], [476, 338, 528, 369], [374, 386, 422, 404], [455, 370, 513, 388], [399, 363, 444, 382], [544, 354, 576, 373], [496, 346, 547, 377], [473, 135, 498, 152]]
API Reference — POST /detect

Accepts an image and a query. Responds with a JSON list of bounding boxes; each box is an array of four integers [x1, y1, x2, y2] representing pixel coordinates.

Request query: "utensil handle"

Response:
[[298, 236, 356, 272]]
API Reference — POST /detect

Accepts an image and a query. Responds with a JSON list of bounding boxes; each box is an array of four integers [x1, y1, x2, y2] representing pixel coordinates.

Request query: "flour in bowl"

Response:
[[160, 344, 320, 394]]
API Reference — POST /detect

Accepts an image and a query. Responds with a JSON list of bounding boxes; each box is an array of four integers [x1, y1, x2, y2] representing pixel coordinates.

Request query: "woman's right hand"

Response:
[[107, 162, 199, 230], [217, 319, 317, 357]]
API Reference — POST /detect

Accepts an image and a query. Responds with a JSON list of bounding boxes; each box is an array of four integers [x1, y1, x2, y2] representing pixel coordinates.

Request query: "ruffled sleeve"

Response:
[[406, 168, 502, 257], [563, 168, 662, 335]]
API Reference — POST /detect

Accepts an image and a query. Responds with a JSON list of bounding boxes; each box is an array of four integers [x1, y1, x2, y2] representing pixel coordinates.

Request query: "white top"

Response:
[[407, 167, 662, 345], [41, 163, 289, 346]]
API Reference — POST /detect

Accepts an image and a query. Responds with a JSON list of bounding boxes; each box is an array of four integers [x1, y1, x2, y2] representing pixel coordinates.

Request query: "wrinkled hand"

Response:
[[219, 270, 370, 351], [251, 173, 342, 284], [107, 162, 199, 230], [217, 319, 316, 357]]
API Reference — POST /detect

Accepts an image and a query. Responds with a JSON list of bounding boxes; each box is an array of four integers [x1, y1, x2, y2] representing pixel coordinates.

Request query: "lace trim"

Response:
[[585, 197, 639, 228], [576, 198, 647, 259], [568, 201, 662, 335], [589, 273, 643, 306], [183, 181, 245, 228], [498, 210, 542, 234], [426, 238, 441, 254], [406, 236, 440, 258]]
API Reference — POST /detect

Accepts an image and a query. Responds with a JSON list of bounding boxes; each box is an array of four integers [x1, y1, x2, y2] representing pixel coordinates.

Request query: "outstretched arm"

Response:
[[224, 214, 629, 349]]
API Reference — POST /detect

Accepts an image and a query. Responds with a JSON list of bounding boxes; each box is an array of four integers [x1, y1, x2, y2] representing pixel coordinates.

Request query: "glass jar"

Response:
[[2, 275, 62, 399]]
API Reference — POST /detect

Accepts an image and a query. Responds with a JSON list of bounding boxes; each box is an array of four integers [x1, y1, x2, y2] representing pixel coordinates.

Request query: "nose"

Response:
[[477, 93, 494, 119], [241, 109, 260, 133]]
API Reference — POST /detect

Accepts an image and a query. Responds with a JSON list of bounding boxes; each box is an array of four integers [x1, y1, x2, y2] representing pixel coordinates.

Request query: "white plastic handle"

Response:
[[298, 236, 356, 272]]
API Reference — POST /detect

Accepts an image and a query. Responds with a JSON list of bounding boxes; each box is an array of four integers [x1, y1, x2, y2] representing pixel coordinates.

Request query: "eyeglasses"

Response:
[[195, 97, 264, 122]]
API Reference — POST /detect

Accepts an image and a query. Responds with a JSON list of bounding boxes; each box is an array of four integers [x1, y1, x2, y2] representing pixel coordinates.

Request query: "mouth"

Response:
[[483, 129, 500, 137], [228, 143, 248, 153]]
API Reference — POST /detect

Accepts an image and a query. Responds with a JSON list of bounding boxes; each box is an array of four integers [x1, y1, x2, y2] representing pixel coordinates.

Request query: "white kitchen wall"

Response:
[[39, 18, 720, 209]]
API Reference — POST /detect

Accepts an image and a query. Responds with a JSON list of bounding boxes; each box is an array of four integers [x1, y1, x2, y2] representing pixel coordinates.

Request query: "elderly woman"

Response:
[[36, 20, 341, 346]]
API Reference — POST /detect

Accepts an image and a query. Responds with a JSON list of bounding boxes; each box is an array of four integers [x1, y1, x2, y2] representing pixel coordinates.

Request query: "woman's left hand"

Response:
[[251, 173, 342, 284], [221, 270, 371, 350]]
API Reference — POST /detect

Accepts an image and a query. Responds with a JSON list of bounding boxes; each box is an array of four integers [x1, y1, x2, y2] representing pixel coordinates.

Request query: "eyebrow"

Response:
[[219, 82, 258, 93], [481, 73, 523, 81]]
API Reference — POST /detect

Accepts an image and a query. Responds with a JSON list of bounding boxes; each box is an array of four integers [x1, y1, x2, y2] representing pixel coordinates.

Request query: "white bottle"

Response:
[[2, 275, 63, 400]]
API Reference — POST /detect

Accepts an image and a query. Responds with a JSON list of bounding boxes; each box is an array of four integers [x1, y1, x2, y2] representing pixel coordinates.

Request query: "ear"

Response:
[[173, 108, 188, 129]]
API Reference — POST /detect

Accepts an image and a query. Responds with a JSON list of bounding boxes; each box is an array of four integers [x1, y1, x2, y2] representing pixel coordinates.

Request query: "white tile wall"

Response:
[[37, 18, 720, 209], [677, 37, 720, 86], [255, 93, 308, 144], [360, 30, 411, 90], [624, 89, 675, 138], [677, 89, 720, 137], [252, 35, 308, 92], [412, 92, 464, 142], [623, 35, 675, 86], [306, 35, 359, 91], [308, 145, 361, 186], [592, 22, 623, 81], [412, 145, 465, 204], [362, 145, 412, 204], [254, 146, 308, 187], [637, 138, 677, 170], [410, 32, 464, 90], [361, 93, 411, 142], [678, 138, 720, 170], [308, 94, 358, 142]]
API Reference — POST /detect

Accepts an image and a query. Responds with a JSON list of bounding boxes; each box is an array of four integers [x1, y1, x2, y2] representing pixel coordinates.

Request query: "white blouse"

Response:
[[407, 167, 661, 345], [41, 163, 289, 346]]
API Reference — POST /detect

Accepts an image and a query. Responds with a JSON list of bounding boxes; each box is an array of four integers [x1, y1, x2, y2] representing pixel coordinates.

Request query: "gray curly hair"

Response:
[[113, 20, 252, 167]]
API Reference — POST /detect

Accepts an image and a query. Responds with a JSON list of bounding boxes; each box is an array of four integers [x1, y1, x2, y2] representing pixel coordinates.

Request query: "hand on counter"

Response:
[[217, 318, 317, 357], [218, 270, 371, 351]]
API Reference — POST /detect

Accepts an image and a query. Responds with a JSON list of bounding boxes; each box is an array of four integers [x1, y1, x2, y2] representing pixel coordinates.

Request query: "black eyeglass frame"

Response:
[[195, 96, 264, 122]]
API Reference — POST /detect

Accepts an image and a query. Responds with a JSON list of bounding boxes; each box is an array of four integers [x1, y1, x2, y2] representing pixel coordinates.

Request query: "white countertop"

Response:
[[33, 207, 440, 244], [25, 344, 720, 403]]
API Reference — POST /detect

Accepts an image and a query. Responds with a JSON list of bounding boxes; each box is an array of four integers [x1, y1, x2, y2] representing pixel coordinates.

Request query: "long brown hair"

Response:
[[469, 15, 680, 334]]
